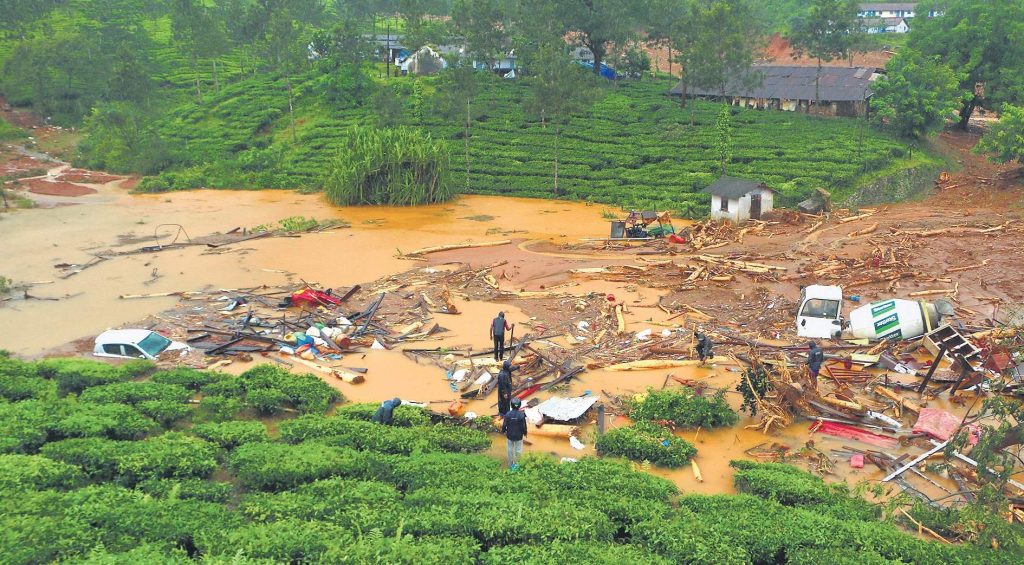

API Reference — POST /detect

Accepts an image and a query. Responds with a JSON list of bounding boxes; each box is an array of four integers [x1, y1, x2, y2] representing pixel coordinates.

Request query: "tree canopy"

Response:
[[909, 0, 1024, 129]]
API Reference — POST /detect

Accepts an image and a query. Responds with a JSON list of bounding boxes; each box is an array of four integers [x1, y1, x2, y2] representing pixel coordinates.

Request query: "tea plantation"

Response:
[[124, 70, 933, 212], [2, 353, 1021, 563]]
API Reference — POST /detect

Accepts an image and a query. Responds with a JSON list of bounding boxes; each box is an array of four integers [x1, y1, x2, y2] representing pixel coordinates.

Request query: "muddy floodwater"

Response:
[[0, 182, 941, 496]]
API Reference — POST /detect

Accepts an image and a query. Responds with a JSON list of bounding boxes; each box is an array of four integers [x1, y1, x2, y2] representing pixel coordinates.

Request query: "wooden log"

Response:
[[946, 260, 989, 273], [847, 223, 879, 238], [615, 304, 626, 334], [529, 424, 578, 438], [819, 395, 865, 413], [908, 289, 955, 297], [839, 212, 874, 224], [400, 240, 511, 257], [873, 386, 922, 414], [287, 356, 364, 384], [691, 459, 704, 482], [604, 358, 728, 371]]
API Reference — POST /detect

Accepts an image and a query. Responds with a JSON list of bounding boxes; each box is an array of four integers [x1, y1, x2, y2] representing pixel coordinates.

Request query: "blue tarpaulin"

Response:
[[577, 61, 621, 80]]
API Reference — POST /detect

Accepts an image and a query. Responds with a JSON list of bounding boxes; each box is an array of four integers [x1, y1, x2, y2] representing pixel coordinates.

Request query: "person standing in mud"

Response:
[[497, 360, 517, 416], [490, 311, 512, 361], [806, 341, 824, 386], [695, 331, 713, 364], [501, 397, 527, 470]]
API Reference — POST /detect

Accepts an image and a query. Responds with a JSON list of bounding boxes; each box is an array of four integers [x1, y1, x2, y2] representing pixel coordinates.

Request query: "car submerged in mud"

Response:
[[92, 329, 190, 360]]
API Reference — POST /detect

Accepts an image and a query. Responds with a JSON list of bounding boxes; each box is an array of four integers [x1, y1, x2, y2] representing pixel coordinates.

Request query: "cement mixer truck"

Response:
[[796, 284, 951, 341]]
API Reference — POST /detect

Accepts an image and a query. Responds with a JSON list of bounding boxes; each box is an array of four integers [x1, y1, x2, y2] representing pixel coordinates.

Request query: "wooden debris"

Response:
[[399, 240, 511, 258]]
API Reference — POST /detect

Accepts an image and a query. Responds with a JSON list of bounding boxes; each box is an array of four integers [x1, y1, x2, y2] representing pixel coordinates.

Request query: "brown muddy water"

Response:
[[0, 181, 939, 497]]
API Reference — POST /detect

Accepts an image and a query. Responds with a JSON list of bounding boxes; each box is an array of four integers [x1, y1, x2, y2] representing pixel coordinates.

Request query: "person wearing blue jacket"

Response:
[[501, 397, 528, 470], [372, 398, 402, 425]]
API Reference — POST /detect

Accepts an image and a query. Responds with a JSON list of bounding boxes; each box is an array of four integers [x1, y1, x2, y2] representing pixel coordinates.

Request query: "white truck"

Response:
[[797, 285, 947, 341]]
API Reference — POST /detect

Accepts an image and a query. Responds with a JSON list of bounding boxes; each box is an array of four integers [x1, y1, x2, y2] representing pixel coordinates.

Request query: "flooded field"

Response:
[[2, 143, 1022, 500]]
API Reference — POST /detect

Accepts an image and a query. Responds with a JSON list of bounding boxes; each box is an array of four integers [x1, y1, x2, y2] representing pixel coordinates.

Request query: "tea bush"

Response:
[[730, 460, 878, 521], [41, 434, 219, 485], [629, 386, 739, 429], [204, 365, 344, 415], [480, 541, 672, 564], [595, 420, 697, 468], [192, 421, 269, 449], [79, 382, 191, 405], [333, 401, 433, 427], [278, 414, 490, 454], [151, 367, 227, 391], [35, 359, 134, 394], [0, 453, 84, 490], [1, 357, 1019, 563]]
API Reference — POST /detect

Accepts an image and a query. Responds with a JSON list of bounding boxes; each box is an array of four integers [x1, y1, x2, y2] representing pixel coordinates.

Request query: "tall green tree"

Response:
[[434, 60, 481, 191], [715, 104, 732, 175], [789, 0, 861, 111], [687, 0, 764, 99], [649, 0, 701, 108], [452, 0, 509, 69], [171, 0, 227, 102], [260, 4, 308, 143], [870, 49, 964, 139], [522, 0, 647, 77], [909, 0, 1024, 130], [976, 105, 1024, 167], [522, 40, 597, 195]]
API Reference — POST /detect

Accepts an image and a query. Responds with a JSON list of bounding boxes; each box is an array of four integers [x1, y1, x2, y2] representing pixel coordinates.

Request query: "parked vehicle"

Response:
[[797, 285, 948, 341], [93, 329, 190, 360]]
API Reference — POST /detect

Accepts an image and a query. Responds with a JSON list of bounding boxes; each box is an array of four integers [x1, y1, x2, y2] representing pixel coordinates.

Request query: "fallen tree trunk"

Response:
[[400, 240, 511, 257]]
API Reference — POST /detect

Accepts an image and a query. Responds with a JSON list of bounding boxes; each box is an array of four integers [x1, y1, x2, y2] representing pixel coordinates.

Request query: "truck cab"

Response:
[[797, 285, 844, 339]]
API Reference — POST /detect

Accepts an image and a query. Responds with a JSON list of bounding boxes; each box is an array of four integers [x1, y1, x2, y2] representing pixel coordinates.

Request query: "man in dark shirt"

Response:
[[501, 397, 528, 470], [372, 398, 402, 425], [807, 341, 824, 383], [496, 360, 518, 416], [695, 331, 713, 364], [490, 311, 512, 360]]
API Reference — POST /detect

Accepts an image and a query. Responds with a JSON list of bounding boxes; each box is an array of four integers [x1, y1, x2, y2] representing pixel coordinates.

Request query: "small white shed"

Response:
[[703, 176, 775, 222]]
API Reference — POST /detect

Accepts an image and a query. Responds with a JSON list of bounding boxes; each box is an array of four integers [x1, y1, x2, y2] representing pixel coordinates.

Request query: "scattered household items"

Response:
[[92, 329, 190, 360]]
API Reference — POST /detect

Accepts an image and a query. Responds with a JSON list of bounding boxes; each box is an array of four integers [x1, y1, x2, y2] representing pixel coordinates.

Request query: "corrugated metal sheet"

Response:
[[670, 65, 876, 102], [536, 395, 600, 421]]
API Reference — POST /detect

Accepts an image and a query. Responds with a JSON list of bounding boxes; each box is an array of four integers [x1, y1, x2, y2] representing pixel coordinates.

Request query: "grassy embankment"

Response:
[[2, 355, 1021, 563]]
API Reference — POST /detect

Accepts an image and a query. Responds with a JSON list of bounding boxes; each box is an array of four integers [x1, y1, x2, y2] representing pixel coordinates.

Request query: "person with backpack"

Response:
[[496, 360, 518, 416], [501, 397, 528, 470]]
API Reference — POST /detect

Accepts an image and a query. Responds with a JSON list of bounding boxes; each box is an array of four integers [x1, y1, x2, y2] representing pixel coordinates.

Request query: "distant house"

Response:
[[669, 65, 880, 118], [703, 176, 775, 222], [862, 16, 910, 33], [857, 3, 943, 30], [857, 2, 917, 19], [368, 34, 406, 64]]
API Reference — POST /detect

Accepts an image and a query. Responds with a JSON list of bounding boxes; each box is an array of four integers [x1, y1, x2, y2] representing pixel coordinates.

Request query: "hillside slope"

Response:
[[119, 72, 930, 213]]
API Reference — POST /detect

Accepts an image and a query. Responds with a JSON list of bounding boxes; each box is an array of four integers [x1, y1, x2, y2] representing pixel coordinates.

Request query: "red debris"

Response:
[[811, 421, 899, 449], [850, 454, 865, 468]]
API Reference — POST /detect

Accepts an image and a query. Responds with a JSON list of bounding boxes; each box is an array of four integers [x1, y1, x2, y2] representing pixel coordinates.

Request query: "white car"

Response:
[[93, 329, 190, 360]]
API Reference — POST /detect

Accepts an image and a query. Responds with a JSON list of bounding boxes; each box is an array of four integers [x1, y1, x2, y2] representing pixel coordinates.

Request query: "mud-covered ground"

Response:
[[2, 118, 1022, 496]]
